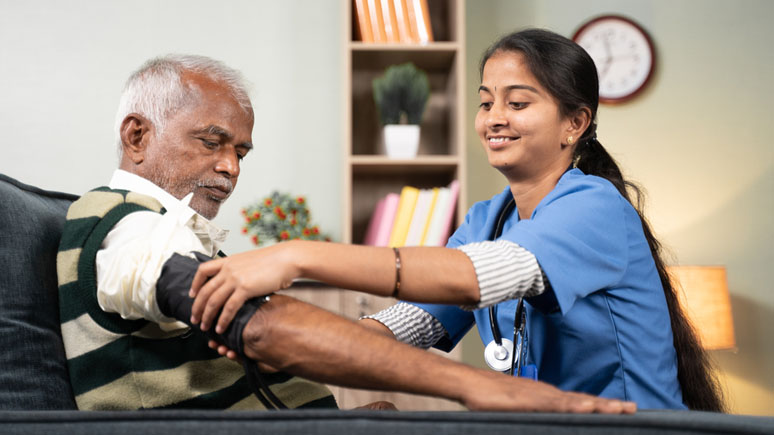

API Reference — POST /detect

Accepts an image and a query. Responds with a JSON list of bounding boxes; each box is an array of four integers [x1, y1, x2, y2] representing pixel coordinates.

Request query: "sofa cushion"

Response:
[[0, 174, 78, 409]]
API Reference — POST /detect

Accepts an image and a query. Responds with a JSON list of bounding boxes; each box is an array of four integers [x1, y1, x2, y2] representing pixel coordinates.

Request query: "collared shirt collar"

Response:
[[107, 169, 229, 254]]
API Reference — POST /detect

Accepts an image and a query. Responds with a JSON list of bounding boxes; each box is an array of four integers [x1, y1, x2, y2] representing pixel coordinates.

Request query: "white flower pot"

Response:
[[383, 124, 420, 159]]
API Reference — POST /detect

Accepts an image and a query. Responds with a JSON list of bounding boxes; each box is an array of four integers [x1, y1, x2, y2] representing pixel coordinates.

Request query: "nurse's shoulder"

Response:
[[539, 169, 629, 216]]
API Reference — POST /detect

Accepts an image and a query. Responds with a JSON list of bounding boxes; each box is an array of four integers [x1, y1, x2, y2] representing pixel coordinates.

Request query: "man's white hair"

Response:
[[114, 54, 252, 157]]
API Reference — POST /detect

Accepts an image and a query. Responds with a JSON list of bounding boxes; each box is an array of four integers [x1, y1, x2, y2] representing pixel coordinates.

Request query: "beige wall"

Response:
[[464, 0, 773, 415], [0, 0, 344, 255], [1, 0, 770, 415]]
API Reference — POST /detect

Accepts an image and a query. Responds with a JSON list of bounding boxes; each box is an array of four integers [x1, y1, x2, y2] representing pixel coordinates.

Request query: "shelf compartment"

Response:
[[351, 48, 460, 157], [350, 167, 460, 245]]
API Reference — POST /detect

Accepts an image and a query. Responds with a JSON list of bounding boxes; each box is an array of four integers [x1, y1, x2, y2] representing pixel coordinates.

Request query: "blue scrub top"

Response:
[[412, 169, 686, 409]]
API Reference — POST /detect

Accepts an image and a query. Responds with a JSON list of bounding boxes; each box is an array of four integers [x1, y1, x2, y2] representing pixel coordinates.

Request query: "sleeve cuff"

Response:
[[457, 240, 547, 310], [363, 302, 448, 350]]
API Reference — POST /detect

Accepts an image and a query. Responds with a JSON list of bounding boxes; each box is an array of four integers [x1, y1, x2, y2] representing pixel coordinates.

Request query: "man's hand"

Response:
[[355, 401, 399, 411], [458, 370, 636, 413]]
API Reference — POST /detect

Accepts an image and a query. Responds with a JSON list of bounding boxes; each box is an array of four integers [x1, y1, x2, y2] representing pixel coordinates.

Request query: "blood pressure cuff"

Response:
[[156, 252, 268, 357]]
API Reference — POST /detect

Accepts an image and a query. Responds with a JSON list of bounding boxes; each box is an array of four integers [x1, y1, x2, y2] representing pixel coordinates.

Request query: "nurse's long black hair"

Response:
[[480, 28, 725, 412]]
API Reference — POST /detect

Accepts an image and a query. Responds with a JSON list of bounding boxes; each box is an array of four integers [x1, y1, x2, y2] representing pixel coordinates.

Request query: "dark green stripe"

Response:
[[260, 371, 294, 385], [76, 202, 154, 334], [68, 332, 222, 396], [90, 186, 130, 197], [69, 335, 134, 396], [59, 281, 87, 323], [129, 332, 222, 372], [154, 376, 253, 410], [58, 216, 100, 251], [296, 394, 338, 409]]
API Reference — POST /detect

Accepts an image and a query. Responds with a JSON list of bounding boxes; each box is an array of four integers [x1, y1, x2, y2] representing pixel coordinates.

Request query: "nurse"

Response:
[[190, 29, 723, 411]]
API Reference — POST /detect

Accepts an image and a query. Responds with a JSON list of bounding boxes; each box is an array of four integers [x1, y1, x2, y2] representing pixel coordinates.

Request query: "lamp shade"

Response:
[[667, 265, 735, 350]]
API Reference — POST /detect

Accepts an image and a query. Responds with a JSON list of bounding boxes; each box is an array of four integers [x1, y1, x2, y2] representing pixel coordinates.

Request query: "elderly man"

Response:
[[57, 54, 632, 413], [57, 54, 337, 410]]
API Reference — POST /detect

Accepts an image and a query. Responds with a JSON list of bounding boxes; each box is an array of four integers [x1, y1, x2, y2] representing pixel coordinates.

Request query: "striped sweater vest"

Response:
[[57, 187, 336, 410]]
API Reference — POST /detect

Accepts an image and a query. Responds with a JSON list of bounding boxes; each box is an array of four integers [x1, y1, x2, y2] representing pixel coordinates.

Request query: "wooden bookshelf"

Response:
[[322, 0, 467, 410], [344, 0, 467, 245]]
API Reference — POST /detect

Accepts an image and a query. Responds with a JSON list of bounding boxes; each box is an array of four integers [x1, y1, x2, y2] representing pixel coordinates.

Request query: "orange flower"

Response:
[[264, 198, 273, 206], [311, 226, 319, 235], [241, 227, 248, 234], [280, 230, 290, 240], [251, 235, 259, 245], [274, 206, 286, 220], [241, 208, 247, 216], [244, 216, 251, 223], [296, 196, 305, 204], [302, 228, 311, 236], [290, 218, 297, 226], [253, 211, 260, 219]]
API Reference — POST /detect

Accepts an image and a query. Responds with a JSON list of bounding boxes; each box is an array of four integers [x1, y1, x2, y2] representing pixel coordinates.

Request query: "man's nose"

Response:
[[215, 149, 240, 178]]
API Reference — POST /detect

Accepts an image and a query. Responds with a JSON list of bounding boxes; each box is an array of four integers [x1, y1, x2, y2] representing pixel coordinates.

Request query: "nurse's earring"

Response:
[[567, 136, 575, 146]]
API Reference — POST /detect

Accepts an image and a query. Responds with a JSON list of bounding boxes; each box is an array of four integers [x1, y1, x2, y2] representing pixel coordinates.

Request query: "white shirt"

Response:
[[95, 170, 228, 331]]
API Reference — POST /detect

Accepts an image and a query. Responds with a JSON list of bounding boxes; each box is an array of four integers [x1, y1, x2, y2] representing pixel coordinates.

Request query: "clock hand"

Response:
[[599, 34, 614, 77]]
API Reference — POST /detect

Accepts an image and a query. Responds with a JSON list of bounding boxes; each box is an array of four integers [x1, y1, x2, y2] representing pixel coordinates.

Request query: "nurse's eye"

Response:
[[479, 101, 493, 110], [509, 102, 528, 110]]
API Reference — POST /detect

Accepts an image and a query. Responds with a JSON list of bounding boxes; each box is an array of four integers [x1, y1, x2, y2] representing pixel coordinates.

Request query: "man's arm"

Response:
[[97, 205, 214, 326], [241, 294, 635, 413]]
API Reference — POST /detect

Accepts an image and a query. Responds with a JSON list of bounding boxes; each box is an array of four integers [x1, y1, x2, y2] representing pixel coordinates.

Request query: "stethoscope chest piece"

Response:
[[484, 338, 514, 372]]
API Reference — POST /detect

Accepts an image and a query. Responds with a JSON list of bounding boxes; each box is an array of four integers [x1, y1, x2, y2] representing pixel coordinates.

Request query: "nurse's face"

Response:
[[475, 51, 576, 182]]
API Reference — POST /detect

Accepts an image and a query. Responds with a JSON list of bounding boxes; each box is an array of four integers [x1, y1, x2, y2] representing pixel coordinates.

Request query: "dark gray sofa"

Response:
[[1, 172, 772, 434]]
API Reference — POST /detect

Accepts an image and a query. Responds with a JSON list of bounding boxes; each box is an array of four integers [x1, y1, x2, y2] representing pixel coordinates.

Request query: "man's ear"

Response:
[[119, 114, 154, 165]]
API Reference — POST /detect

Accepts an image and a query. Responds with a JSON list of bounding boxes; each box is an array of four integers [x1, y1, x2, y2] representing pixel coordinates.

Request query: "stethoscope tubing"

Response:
[[486, 197, 528, 375]]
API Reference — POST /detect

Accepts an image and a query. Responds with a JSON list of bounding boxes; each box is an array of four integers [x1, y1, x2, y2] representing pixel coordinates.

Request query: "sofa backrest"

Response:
[[0, 174, 78, 409]]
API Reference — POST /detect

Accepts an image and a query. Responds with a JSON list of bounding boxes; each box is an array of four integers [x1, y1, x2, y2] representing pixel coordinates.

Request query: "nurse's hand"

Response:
[[190, 243, 298, 333], [461, 373, 637, 413]]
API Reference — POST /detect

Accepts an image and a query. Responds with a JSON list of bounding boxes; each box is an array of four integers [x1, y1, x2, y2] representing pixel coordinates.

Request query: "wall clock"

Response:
[[572, 15, 656, 104]]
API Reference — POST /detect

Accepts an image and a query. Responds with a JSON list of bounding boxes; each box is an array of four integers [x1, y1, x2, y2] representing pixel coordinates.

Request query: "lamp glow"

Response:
[[667, 265, 735, 350]]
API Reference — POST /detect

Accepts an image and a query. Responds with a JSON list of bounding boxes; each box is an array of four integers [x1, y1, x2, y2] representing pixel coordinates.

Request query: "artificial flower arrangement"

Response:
[[241, 191, 331, 246]]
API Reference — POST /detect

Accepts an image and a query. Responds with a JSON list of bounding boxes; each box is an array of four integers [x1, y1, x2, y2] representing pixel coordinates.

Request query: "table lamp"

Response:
[[667, 265, 736, 350]]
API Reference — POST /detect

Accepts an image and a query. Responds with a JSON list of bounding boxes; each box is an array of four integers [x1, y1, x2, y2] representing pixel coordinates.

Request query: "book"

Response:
[[363, 196, 386, 246], [423, 180, 459, 246], [411, 0, 434, 43], [363, 193, 400, 246], [423, 187, 449, 246], [403, 0, 420, 43], [367, 0, 387, 43], [388, 186, 419, 247], [435, 180, 460, 246], [418, 187, 440, 245], [380, 0, 400, 43], [393, 0, 417, 43], [404, 188, 434, 246], [353, 0, 374, 43]]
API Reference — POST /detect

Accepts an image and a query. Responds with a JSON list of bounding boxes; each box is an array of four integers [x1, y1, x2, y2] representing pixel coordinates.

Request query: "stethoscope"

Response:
[[482, 198, 529, 376]]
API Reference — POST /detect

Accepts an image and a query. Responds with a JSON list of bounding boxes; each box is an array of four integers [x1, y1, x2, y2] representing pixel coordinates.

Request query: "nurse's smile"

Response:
[[487, 135, 521, 151]]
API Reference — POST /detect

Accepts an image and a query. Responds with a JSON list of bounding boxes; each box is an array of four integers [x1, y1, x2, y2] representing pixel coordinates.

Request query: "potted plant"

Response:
[[372, 62, 430, 159], [241, 191, 331, 247]]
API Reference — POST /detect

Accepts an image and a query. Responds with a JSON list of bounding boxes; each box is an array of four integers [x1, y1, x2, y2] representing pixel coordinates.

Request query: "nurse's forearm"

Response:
[[290, 240, 480, 305]]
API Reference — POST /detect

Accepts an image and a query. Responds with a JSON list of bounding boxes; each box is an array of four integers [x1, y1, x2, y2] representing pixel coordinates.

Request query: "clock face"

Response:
[[573, 15, 655, 104]]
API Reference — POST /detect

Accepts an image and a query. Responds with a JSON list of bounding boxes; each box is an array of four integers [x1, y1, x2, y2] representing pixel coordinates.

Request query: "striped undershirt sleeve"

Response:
[[457, 239, 547, 310], [363, 302, 448, 350]]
